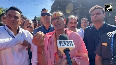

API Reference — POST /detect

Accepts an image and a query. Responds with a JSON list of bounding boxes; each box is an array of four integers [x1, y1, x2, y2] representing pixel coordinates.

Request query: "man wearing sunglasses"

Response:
[[33, 11, 89, 65], [33, 8, 54, 35]]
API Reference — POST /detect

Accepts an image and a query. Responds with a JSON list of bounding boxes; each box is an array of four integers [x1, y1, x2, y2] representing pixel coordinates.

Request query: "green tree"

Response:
[[36, 17, 41, 21], [0, 7, 7, 25], [0, 7, 7, 15]]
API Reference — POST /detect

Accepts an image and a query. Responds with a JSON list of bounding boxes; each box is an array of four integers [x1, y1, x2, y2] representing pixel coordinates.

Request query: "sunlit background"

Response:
[[0, 0, 54, 19], [0, 0, 116, 26]]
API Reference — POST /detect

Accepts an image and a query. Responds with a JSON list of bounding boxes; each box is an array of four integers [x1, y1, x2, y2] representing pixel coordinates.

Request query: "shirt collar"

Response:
[[42, 25, 51, 30], [93, 22, 106, 31], [4, 24, 23, 36]]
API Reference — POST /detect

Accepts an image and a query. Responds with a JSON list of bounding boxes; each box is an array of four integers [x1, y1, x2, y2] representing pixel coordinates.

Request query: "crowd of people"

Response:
[[0, 4, 116, 65]]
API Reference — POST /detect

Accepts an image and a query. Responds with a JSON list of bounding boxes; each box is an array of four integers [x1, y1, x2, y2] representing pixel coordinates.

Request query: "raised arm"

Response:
[[32, 31, 45, 65], [0, 34, 24, 50]]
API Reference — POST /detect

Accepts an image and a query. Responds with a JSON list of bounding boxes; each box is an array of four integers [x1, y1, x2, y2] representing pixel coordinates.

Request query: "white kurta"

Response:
[[0, 25, 37, 65]]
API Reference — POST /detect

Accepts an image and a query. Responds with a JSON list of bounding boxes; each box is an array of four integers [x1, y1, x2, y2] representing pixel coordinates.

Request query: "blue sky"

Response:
[[0, 0, 54, 19]]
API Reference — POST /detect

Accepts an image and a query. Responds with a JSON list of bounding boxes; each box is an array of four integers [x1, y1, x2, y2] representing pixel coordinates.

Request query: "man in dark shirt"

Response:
[[83, 5, 116, 65], [95, 30, 116, 65], [33, 8, 54, 35]]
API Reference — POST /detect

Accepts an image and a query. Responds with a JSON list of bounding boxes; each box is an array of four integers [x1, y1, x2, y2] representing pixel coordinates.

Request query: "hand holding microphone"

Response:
[[57, 34, 75, 65]]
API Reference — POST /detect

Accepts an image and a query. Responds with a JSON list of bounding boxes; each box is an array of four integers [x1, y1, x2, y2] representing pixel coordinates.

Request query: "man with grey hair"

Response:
[[66, 15, 78, 32]]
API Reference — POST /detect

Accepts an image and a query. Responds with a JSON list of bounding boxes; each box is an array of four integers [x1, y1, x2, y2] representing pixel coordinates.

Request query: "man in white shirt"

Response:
[[66, 15, 84, 38], [78, 18, 89, 39], [0, 6, 37, 65]]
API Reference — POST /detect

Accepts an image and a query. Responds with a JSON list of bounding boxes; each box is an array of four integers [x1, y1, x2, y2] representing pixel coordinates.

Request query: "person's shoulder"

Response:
[[105, 23, 116, 28], [21, 28, 32, 35], [33, 26, 43, 34], [21, 28, 28, 33], [100, 30, 115, 41], [34, 26, 43, 31], [84, 26, 94, 33], [85, 25, 93, 30], [107, 30, 116, 37], [105, 23, 116, 31], [0, 26, 4, 32], [67, 29, 80, 37]]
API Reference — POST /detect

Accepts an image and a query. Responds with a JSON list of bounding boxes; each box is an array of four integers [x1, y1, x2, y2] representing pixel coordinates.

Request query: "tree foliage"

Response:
[[0, 7, 7, 15]]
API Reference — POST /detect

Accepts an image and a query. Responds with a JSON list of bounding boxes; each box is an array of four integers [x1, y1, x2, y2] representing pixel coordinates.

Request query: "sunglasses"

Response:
[[41, 13, 51, 16]]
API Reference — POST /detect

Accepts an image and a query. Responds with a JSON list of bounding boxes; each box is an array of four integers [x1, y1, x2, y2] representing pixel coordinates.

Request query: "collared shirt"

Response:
[[33, 25, 54, 35], [0, 25, 37, 65], [44, 28, 89, 65], [67, 28, 84, 39], [83, 23, 116, 60]]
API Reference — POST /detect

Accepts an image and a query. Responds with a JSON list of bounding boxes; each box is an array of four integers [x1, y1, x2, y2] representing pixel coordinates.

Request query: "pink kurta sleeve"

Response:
[[44, 32, 54, 65]]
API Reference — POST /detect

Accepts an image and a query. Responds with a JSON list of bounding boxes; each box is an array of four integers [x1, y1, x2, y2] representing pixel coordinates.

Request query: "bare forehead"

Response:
[[7, 10, 21, 16], [69, 18, 77, 22]]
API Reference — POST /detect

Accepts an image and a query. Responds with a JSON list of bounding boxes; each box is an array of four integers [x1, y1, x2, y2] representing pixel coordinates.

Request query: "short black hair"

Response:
[[41, 8, 48, 13], [6, 6, 22, 14]]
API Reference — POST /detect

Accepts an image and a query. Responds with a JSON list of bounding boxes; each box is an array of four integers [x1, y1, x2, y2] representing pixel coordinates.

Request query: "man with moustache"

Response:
[[33, 11, 89, 65], [66, 15, 78, 32], [83, 5, 116, 65], [66, 15, 85, 38]]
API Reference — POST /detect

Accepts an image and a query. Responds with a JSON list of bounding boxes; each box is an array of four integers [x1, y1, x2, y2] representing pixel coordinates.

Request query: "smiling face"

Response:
[[5, 10, 21, 29]]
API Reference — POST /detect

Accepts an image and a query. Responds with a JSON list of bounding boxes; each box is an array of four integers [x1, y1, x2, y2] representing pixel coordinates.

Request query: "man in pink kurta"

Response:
[[44, 28, 89, 65], [33, 11, 89, 65]]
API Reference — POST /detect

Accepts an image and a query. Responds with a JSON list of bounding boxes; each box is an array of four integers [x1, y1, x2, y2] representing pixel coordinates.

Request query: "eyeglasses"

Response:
[[41, 13, 51, 16]]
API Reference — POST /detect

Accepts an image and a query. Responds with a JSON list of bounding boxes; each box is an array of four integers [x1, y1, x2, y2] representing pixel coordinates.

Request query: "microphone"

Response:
[[57, 34, 75, 65]]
